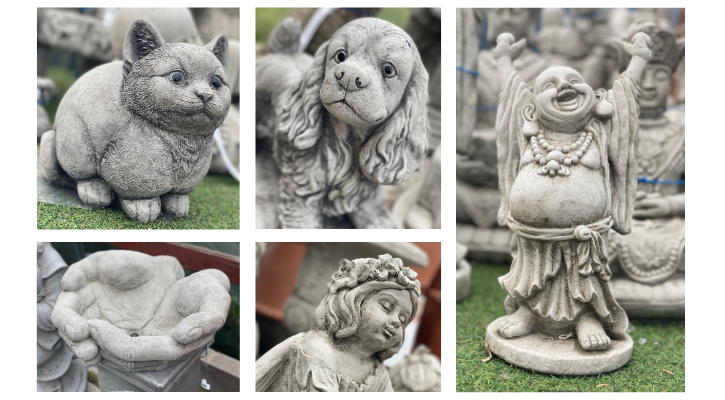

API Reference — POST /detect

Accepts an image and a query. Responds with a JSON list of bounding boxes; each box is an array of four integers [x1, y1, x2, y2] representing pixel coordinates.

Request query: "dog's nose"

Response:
[[334, 64, 369, 91]]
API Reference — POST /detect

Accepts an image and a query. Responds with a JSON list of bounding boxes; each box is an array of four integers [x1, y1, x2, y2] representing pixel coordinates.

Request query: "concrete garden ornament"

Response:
[[256, 254, 421, 391], [485, 31, 651, 375], [40, 19, 231, 224], [606, 20, 685, 318], [51, 250, 231, 372], [257, 18, 428, 229]]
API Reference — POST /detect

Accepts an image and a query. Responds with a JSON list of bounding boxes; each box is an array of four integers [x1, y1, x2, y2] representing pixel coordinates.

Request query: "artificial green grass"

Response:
[[457, 263, 685, 392], [37, 174, 239, 229]]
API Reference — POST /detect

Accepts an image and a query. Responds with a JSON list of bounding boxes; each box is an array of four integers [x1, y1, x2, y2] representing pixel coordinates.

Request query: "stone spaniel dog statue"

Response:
[[257, 18, 428, 229]]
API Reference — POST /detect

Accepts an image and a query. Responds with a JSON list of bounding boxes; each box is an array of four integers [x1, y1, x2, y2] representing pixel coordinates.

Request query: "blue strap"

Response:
[[456, 65, 479, 77], [638, 177, 685, 185], [344, 8, 375, 17]]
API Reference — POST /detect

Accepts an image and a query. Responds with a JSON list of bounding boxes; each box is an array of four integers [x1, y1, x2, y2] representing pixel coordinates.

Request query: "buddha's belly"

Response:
[[509, 164, 607, 228]]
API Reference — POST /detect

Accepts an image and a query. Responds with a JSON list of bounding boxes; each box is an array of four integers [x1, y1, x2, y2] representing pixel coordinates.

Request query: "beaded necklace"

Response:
[[530, 130, 593, 176]]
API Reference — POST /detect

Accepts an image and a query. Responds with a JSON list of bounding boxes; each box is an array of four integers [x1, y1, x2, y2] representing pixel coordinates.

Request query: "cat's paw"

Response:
[[120, 197, 161, 224], [161, 193, 189, 219], [77, 179, 114, 208]]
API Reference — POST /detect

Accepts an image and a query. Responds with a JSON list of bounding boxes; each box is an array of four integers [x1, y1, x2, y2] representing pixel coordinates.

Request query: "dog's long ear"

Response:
[[277, 40, 330, 150], [360, 53, 429, 185]]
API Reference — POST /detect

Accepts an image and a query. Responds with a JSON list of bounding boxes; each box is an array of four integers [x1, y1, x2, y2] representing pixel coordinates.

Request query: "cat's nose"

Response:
[[334, 63, 369, 91], [195, 87, 213, 103]]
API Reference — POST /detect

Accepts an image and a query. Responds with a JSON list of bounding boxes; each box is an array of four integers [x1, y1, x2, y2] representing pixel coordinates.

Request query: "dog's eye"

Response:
[[211, 75, 222, 89], [382, 63, 396, 78], [334, 51, 346, 63], [170, 71, 184, 83]]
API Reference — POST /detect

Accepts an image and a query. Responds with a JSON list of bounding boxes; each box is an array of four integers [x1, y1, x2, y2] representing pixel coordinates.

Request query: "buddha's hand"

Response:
[[626, 32, 652, 61], [494, 33, 526, 61]]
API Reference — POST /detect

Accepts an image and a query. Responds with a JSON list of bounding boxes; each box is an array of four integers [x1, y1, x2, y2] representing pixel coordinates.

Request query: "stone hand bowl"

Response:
[[51, 250, 231, 372]]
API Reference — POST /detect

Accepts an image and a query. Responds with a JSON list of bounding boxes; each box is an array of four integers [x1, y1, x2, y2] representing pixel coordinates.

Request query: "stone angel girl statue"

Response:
[[256, 254, 421, 391]]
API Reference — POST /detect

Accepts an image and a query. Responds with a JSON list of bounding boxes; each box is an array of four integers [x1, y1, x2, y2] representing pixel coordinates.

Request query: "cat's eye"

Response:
[[211, 75, 222, 89], [170, 71, 184, 83], [382, 63, 396, 78], [334, 50, 346, 63]]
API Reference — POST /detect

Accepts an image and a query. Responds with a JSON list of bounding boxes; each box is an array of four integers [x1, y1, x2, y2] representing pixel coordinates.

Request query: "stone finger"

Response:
[[174, 312, 225, 344], [51, 292, 90, 341]]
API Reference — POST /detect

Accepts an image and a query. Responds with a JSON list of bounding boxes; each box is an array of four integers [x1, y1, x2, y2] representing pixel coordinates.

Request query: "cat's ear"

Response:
[[204, 35, 228, 68], [123, 20, 165, 65]]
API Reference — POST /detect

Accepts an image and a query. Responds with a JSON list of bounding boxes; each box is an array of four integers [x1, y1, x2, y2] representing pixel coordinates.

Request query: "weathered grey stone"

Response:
[[37, 243, 87, 392], [455, 8, 482, 153], [38, 77, 57, 140], [486, 317, 633, 375], [51, 250, 231, 372], [97, 348, 203, 392], [192, 8, 240, 43], [606, 20, 685, 318], [388, 344, 440, 392], [39, 20, 231, 224], [393, 146, 441, 229], [110, 8, 203, 60], [257, 254, 421, 392], [407, 8, 441, 148], [256, 18, 429, 229], [37, 9, 113, 61], [284, 243, 428, 335], [456, 260, 471, 302], [485, 31, 652, 374]]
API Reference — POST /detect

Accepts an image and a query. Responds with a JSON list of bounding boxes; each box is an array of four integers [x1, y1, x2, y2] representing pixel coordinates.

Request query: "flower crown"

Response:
[[329, 254, 421, 296]]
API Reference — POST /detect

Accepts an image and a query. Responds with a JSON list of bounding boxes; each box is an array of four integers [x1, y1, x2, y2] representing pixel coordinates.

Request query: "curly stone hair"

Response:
[[314, 254, 421, 361]]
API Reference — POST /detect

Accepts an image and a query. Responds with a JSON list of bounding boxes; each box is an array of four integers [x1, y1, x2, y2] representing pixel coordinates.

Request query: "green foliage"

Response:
[[457, 264, 685, 392], [375, 8, 411, 29], [43, 65, 77, 123], [37, 174, 239, 229], [256, 8, 291, 43], [255, 8, 411, 44]]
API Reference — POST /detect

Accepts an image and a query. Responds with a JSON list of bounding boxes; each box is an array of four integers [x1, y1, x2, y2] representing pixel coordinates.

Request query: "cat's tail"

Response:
[[40, 130, 75, 188]]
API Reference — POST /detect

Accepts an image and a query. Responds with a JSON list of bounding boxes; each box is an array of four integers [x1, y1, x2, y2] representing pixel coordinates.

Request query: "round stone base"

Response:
[[485, 317, 633, 375]]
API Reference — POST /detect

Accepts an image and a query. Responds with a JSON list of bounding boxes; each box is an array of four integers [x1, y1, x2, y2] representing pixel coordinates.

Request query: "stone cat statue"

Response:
[[40, 20, 231, 223]]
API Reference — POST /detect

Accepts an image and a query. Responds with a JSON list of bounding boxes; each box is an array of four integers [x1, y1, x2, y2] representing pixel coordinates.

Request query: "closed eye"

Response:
[[543, 83, 555, 91], [380, 301, 392, 311], [569, 78, 581, 84]]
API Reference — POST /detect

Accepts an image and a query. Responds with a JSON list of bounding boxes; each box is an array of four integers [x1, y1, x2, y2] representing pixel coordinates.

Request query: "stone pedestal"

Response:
[[97, 349, 203, 392], [485, 317, 633, 375], [610, 274, 685, 319]]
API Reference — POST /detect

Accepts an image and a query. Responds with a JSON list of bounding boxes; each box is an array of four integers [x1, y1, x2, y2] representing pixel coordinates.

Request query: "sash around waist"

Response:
[[507, 214, 614, 242]]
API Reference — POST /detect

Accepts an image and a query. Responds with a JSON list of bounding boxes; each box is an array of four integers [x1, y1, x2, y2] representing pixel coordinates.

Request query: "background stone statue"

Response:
[[256, 18, 429, 229], [37, 243, 87, 392], [51, 250, 231, 372], [256, 254, 421, 391], [40, 20, 231, 223], [485, 31, 651, 375], [457, 9, 553, 263], [606, 19, 685, 318]]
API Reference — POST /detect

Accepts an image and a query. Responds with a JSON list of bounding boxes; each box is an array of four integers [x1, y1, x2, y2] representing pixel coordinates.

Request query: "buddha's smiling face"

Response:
[[533, 67, 596, 133]]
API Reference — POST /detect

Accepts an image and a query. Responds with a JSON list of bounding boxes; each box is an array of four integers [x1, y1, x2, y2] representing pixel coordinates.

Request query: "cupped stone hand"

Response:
[[51, 250, 231, 371]]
